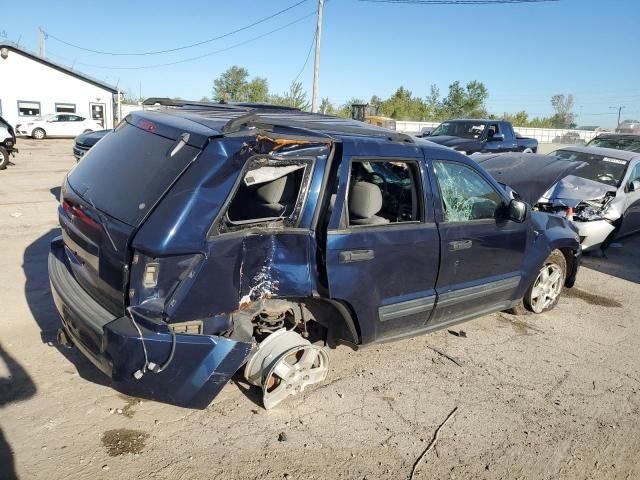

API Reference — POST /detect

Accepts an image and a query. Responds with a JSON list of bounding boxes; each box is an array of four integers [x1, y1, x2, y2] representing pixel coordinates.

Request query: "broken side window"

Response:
[[433, 161, 502, 222], [348, 160, 423, 226], [221, 156, 313, 232]]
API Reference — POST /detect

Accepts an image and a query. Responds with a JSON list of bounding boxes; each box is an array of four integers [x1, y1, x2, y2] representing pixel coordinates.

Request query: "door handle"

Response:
[[448, 240, 473, 251], [339, 249, 375, 263]]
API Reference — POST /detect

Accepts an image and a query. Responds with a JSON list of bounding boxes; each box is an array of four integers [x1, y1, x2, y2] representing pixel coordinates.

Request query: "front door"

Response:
[[429, 159, 528, 328], [90, 103, 105, 128], [325, 143, 440, 344]]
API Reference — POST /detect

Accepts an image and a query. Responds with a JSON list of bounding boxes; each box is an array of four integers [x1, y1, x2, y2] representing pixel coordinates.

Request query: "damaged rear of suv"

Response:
[[50, 99, 581, 409]]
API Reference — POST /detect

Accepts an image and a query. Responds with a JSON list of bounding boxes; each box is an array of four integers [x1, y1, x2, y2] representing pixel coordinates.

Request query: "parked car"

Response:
[[49, 100, 580, 410], [73, 129, 111, 160], [586, 133, 640, 153], [552, 131, 585, 145], [425, 119, 538, 154], [0, 115, 18, 170], [476, 148, 640, 252], [16, 114, 102, 139]]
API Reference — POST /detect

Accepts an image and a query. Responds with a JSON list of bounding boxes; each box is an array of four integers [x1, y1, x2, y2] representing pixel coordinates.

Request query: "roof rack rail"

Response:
[[142, 97, 238, 109], [222, 115, 415, 144], [142, 97, 300, 112]]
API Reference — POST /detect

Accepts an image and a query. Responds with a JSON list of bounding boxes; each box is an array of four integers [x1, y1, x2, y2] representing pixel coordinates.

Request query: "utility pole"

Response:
[[38, 27, 45, 58], [609, 106, 625, 129], [311, 0, 324, 113]]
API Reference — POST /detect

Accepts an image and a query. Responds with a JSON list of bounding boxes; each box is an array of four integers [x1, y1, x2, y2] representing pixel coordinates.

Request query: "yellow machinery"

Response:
[[351, 104, 397, 131]]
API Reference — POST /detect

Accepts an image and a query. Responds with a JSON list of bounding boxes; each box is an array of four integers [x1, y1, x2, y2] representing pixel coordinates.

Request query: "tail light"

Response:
[[128, 252, 203, 319]]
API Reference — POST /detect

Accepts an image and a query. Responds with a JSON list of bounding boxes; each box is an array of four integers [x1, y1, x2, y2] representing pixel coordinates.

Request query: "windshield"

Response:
[[431, 121, 486, 139], [586, 136, 640, 153], [550, 150, 629, 187]]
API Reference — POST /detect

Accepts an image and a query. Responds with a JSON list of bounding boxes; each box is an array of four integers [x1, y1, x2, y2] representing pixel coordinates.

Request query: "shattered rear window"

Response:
[[227, 158, 309, 225]]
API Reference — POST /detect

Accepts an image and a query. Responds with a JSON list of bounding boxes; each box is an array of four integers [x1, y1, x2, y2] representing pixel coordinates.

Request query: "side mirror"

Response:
[[507, 199, 527, 223], [488, 133, 505, 142], [629, 179, 640, 192]]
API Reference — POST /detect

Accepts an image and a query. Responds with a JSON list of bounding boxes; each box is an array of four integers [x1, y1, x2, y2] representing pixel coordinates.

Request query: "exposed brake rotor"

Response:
[[244, 329, 329, 410]]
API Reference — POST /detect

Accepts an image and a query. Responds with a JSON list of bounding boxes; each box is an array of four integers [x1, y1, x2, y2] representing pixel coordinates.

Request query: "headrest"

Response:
[[349, 182, 383, 219], [255, 176, 289, 204]]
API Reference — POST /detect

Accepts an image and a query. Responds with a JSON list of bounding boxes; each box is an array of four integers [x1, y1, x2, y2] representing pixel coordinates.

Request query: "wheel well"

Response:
[[558, 247, 578, 288], [230, 297, 361, 349]]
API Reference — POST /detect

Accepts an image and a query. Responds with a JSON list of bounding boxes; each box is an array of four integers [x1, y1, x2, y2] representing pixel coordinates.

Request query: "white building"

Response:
[[0, 43, 117, 130]]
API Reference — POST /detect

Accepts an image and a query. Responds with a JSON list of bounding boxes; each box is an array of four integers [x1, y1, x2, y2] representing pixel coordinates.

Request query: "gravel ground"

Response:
[[1, 139, 639, 480]]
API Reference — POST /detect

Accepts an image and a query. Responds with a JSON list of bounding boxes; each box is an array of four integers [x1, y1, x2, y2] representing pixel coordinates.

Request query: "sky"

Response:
[[2, 0, 640, 127]]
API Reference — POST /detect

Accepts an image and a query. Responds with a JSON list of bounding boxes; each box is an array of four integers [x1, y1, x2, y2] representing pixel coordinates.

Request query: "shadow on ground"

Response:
[[0, 344, 37, 480], [582, 232, 640, 284]]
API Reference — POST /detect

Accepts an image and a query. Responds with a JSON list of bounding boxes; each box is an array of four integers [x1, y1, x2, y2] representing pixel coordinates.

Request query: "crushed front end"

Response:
[[537, 191, 620, 251]]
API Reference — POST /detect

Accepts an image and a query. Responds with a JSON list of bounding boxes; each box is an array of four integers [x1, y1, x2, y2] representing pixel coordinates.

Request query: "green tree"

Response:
[[501, 111, 530, 127], [550, 94, 575, 128], [284, 82, 310, 111], [199, 96, 210, 102], [247, 77, 269, 103], [212, 66, 250, 102], [425, 85, 440, 119], [439, 81, 488, 119], [380, 87, 427, 120], [369, 95, 383, 116], [319, 97, 335, 115]]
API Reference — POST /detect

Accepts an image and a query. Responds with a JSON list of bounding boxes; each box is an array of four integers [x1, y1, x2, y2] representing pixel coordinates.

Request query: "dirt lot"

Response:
[[1, 139, 640, 480]]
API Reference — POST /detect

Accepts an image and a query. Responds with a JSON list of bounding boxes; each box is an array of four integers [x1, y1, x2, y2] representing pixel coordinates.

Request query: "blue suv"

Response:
[[48, 99, 581, 409]]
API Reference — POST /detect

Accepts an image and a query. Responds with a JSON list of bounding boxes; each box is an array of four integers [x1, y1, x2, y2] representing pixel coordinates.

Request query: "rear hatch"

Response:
[[60, 114, 211, 315]]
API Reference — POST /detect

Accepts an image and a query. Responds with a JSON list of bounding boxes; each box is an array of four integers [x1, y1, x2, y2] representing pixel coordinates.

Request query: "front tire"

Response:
[[0, 147, 8, 170], [522, 147, 534, 154], [32, 128, 46, 140], [524, 250, 566, 314]]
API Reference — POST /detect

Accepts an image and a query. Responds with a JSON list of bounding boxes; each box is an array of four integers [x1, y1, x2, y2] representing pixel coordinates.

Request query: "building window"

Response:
[[18, 101, 41, 117], [55, 103, 76, 113]]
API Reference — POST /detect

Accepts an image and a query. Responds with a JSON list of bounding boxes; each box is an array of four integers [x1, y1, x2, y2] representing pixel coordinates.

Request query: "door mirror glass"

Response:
[[508, 199, 527, 223], [488, 133, 505, 142]]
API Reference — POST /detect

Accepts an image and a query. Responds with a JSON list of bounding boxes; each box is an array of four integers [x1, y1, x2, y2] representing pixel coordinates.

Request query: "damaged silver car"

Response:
[[476, 148, 640, 252]]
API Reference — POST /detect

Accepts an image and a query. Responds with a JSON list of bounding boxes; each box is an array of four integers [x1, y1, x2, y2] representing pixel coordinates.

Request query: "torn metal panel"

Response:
[[237, 233, 312, 309]]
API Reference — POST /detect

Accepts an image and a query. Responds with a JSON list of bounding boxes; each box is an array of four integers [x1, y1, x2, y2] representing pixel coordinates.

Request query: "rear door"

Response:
[[428, 159, 528, 328], [325, 142, 440, 344]]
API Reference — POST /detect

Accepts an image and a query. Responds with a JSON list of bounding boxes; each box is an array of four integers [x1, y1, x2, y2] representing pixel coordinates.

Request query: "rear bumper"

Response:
[[48, 237, 252, 407]]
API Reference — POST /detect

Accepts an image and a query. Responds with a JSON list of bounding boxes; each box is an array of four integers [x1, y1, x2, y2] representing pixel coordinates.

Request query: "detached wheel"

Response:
[[0, 147, 8, 170], [32, 128, 46, 140], [525, 250, 566, 313]]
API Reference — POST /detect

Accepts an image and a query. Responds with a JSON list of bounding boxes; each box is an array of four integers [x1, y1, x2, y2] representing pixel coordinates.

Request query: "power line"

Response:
[[43, 0, 309, 56], [292, 26, 317, 84], [358, 0, 558, 4], [47, 12, 316, 70]]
